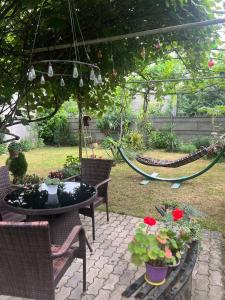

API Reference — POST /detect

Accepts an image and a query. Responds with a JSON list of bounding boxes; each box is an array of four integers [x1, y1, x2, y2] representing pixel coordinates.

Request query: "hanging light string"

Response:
[[72, 0, 91, 62], [67, 0, 78, 62], [28, 1, 45, 81], [28, 0, 101, 87]]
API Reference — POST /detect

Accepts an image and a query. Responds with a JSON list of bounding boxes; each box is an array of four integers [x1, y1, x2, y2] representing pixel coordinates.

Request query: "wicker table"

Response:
[[3, 182, 96, 247]]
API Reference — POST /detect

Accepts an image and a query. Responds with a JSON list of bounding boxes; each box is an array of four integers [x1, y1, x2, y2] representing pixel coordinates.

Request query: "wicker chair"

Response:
[[0, 166, 25, 221], [0, 221, 86, 300], [65, 158, 113, 240]]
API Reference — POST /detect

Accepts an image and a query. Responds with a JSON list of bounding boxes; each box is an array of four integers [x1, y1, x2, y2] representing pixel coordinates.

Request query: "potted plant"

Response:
[[44, 177, 61, 194], [128, 216, 181, 285]]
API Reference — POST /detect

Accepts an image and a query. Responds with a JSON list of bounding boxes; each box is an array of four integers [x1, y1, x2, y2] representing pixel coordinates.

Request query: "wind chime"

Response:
[[27, 0, 103, 88]]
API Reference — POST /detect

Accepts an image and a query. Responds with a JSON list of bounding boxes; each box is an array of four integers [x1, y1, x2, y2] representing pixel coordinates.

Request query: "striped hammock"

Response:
[[136, 144, 216, 168]]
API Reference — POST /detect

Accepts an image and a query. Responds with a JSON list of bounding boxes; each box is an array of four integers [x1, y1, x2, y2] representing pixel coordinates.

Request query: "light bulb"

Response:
[[97, 73, 103, 84], [79, 77, 84, 88], [94, 76, 99, 86], [31, 66, 36, 79], [28, 70, 33, 81], [48, 62, 54, 77], [90, 68, 95, 81], [60, 77, 65, 87], [40, 74, 45, 84], [73, 64, 79, 78]]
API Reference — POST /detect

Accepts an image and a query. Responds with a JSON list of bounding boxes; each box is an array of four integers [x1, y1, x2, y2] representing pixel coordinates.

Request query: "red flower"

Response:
[[172, 208, 184, 221], [144, 217, 157, 226]]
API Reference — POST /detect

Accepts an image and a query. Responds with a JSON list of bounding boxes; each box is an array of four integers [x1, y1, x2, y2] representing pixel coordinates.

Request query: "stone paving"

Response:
[[2, 212, 225, 300]]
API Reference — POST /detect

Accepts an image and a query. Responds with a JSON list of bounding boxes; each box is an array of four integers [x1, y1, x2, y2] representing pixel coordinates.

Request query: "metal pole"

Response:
[[26, 18, 225, 54]]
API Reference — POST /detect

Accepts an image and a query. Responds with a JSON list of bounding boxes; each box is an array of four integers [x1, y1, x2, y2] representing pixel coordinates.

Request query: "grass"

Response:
[[1, 146, 225, 237]]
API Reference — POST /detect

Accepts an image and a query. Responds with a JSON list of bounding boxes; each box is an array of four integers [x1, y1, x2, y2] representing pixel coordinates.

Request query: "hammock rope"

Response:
[[136, 144, 217, 168]]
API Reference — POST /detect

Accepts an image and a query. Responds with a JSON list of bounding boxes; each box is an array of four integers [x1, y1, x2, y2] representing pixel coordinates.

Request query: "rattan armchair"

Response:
[[65, 158, 113, 240], [0, 166, 24, 221], [0, 221, 86, 300]]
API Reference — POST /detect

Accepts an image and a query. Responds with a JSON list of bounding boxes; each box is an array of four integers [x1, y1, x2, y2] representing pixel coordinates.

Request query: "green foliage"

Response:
[[101, 137, 121, 162], [149, 130, 180, 151], [60, 155, 81, 178], [178, 143, 197, 153], [45, 177, 61, 185], [18, 174, 43, 185], [8, 142, 21, 154], [124, 131, 144, 151], [192, 137, 211, 149], [6, 152, 28, 182], [128, 226, 178, 267], [20, 139, 33, 152], [39, 109, 78, 146], [0, 144, 7, 155], [0, 0, 216, 138]]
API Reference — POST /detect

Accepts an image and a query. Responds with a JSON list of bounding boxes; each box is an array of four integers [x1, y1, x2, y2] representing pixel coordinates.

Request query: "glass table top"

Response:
[[5, 182, 96, 210]]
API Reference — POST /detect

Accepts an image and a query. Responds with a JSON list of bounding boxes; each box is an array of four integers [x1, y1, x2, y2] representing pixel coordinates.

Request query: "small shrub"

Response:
[[178, 143, 197, 153], [20, 139, 33, 152], [124, 131, 144, 151], [0, 144, 7, 155], [192, 137, 211, 149], [6, 152, 28, 183], [149, 131, 180, 152], [101, 136, 121, 161], [61, 155, 80, 178], [18, 174, 43, 185]]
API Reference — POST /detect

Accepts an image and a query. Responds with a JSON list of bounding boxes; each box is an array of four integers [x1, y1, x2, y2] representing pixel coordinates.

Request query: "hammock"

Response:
[[136, 144, 217, 168]]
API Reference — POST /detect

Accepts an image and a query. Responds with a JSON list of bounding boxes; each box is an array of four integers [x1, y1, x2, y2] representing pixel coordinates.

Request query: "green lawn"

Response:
[[1, 146, 225, 236]]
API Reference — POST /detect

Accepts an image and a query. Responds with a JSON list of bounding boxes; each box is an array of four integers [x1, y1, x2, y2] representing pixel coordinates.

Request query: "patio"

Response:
[[1, 211, 221, 300]]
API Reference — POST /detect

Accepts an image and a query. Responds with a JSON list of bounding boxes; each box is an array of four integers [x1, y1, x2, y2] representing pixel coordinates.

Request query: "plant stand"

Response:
[[122, 241, 198, 300]]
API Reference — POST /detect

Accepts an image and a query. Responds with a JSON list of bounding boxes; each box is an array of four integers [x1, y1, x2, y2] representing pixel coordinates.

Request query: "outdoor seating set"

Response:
[[0, 158, 113, 300]]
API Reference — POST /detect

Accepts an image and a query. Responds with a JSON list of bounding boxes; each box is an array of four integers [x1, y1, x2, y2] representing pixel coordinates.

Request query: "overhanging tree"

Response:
[[0, 0, 219, 143]]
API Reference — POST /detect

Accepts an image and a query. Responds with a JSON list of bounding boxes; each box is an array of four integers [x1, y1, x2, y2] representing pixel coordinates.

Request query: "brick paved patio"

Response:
[[1, 212, 224, 300]]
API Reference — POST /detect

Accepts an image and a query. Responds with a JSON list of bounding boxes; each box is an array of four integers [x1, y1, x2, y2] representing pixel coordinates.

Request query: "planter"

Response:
[[169, 259, 181, 268], [47, 185, 58, 195], [145, 263, 168, 286]]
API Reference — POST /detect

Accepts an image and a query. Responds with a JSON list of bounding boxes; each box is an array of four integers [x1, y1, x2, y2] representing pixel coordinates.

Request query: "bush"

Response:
[[178, 143, 197, 153], [192, 137, 211, 149], [6, 152, 28, 183], [39, 111, 78, 146], [149, 130, 180, 152], [20, 139, 33, 152], [61, 155, 80, 178], [0, 144, 7, 155], [123, 131, 144, 151]]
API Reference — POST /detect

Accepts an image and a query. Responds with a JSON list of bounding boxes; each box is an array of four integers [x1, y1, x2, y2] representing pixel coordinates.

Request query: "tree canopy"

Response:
[[0, 0, 222, 140]]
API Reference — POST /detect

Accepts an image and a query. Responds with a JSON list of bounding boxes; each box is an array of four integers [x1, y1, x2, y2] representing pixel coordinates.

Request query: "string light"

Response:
[[79, 77, 84, 87], [48, 62, 54, 77], [73, 64, 79, 78], [40, 74, 45, 84], [90, 68, 95, 81], [60, 76, 65, 87]]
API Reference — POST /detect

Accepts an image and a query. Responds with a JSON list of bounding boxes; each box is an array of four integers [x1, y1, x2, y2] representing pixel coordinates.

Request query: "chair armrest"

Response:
[[95, 178, 111, 189], [51, 225, 84, 258], [62, 174, 81, 182]]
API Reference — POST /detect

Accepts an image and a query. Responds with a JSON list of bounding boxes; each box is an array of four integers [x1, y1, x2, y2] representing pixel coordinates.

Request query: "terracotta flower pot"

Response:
[[145, 263, 168, 286]]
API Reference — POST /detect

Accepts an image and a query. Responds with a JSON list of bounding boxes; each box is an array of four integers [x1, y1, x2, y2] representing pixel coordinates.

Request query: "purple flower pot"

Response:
[[145, 263, 168, 285]]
